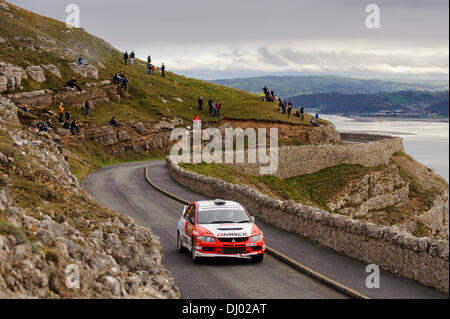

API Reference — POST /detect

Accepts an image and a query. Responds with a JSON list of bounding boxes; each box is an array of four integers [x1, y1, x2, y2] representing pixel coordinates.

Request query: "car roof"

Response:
[[195, 200, 244, 211]]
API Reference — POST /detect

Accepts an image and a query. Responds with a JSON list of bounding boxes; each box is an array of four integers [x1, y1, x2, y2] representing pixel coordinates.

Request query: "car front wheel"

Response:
[[251, 254, 264, 263], [191, 237, 200, 264]]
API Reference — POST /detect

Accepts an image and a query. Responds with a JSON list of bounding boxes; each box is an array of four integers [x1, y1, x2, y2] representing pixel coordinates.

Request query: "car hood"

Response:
[[200, 223, 253, 238]]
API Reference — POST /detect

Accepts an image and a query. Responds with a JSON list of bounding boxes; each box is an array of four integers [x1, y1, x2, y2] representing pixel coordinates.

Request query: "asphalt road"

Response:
[[83, 161, 346, 299], [82, 160, 446, 299]]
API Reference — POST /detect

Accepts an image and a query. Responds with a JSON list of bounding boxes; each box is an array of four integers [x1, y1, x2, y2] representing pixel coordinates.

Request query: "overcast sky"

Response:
[[8, 0, 449, 80]]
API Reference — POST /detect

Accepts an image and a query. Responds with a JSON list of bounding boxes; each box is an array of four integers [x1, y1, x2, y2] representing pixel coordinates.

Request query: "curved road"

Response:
[[83, 160, 446, 299], [83, 161, 346, 299]]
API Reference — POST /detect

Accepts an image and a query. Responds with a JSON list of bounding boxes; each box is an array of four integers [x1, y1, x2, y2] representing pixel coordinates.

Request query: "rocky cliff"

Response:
[[0, 97, 179, 298]]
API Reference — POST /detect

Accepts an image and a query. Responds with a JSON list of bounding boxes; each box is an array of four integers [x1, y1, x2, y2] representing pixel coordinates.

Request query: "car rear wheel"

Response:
[[177, 232, 186, 253], [251, 254, 264, 263]]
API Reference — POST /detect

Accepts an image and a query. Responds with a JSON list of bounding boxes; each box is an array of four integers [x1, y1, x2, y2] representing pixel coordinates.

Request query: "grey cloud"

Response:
[[8, 0, 449, 46], [257, 47, 288, 67], [276, 47, 448, 69], [7, 0, 449, 79]]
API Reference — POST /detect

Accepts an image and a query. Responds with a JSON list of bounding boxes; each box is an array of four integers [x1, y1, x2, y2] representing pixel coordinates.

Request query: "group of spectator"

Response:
[[197, 97, 222, 117], [260, 85, 321, 126], [123, 51, 135, 65], [122, 51, 166, 77], [21, 54, 126, 138], [261, 86, 277, 103], [54, 102, 80, 135], [113, 72, 130, 93], [147, 55, 166, 77], [29, 120, 53, 132]]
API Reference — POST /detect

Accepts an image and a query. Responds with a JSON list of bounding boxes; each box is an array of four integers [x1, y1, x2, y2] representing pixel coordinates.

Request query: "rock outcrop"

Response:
[[0, 98, 179, 299], [0, 97, 20, 125], [79, 119, 184, 156], [0, 2, 9, 11], [326, 170, 410, 217], [42, 64, 62, 78], [25, 65, 46, 83], [68, 63, 99, 80], [0, 61, 27, 92], [6, 82, 117, 108]]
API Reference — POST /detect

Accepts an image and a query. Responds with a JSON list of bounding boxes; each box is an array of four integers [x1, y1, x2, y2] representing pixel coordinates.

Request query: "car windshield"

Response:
[[197, 209, 251, 225]]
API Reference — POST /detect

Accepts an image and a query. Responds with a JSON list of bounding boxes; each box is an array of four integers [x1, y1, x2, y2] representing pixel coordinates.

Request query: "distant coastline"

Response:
[[305, 109, 449, 123]]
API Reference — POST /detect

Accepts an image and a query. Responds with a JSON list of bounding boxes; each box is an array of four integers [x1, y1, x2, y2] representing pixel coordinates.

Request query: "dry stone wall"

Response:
[[225, 136, 404, 178], [166, 156, 449, 293]]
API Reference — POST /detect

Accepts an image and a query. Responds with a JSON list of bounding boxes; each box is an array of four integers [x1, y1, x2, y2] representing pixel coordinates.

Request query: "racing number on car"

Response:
[[186, 224, 194, 237]]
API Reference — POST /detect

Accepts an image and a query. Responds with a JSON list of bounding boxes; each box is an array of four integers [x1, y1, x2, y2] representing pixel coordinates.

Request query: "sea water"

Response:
[[321, 114, 449, 182]]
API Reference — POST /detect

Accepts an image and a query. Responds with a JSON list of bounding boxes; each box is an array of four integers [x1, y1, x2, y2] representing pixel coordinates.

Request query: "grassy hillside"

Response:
[[211, 75, 449, 98], [0, 1, 316, 126]]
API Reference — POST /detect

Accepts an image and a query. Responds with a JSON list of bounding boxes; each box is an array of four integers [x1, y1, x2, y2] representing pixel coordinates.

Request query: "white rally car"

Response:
[[177, 199, 265, 263]]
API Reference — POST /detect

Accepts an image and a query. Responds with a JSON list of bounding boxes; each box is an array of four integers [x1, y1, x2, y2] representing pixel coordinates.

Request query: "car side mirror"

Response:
[[251, 216, 256, 223]]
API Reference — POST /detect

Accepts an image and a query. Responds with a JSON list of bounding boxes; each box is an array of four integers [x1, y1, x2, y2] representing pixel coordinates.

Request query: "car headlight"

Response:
[[250, 234, 263, 242], [197, 236, 216, 243]]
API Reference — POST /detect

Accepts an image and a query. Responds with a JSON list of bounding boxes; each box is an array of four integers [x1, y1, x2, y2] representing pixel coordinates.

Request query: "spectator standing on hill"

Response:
[[147, 55, 151, 63], [148, 63, 155, 75], [124, 51, 129, 65], [130, 51, 135, 65], [198, 97, 203, 111], [216, 102, 221, 118], [65, 111, 71, 122], [85, 100, 91, 118], [315, 112, 320, 120], [300, 106, 305, 121], [271, 89, 275, 98], [287, 103, 293, 118], [58, 103, 64, 123], [261, 91, 265, 101], [208, 98, 213, 114], [161, 63, 166, 77], [212, 101, 218, 117]]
